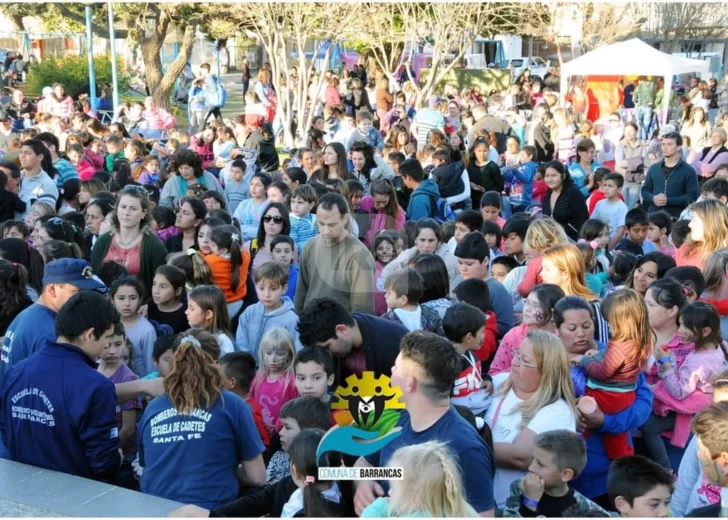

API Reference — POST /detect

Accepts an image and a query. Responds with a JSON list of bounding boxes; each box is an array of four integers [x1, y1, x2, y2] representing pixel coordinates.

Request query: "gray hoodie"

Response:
[[235, 296, 303, 360]]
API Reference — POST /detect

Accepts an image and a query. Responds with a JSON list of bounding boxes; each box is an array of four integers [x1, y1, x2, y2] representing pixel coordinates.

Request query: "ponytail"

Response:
[[288, 429, 336, 518], [165, 331, 224, 413], [169, 251, 214, 289], [0, 259, 29, 320], [210, 225, 242, 293]]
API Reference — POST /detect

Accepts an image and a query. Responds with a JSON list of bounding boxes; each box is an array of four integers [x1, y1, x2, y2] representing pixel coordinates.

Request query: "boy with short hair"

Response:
[[501, 145, 538, 213], [591, 172, 628, 250], [105, 135, 125, 172], [670, 219, 691, 249], [614, 208, 652, 256], [490, 255, 519, 284], [220, 352, 270, 447], [225, 159, 252, 214], [715, 163, 728, 179], [289, 184, 318, 255], [448, 210, 484, 250], [503, 430, 606, 517], [431, 148, 468, 211], [382, 268, 444, 335], [388, 151, 410, 209], [443, 302, 492, 417], [347, 112, 384, 152], [401, 158, 442, 221], [680, 176, 728, 221], [450, 279, 499, 365], [647, 211, 675, 257], [482, 220, 504, 262], [419, 144, 436, 177], [141, 335, 176, 380], [502, 216, 529, 265], [587, 167, 626, 214], [270, 235, 298, 300], [480, 191, 506, 228], [607, 455, 674, 517], [333, 113, 356, 147], [236, 262, 302, 358], [294, 345, 335, 403]]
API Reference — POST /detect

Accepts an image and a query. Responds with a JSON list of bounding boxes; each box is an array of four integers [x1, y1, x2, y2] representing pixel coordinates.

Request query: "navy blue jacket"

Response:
[[0, 340, 120, 479], [641, 158, 699, 218]]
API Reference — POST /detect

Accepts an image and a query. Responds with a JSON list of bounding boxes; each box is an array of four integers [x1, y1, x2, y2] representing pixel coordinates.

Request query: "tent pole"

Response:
[[663, 75, 672, 126]]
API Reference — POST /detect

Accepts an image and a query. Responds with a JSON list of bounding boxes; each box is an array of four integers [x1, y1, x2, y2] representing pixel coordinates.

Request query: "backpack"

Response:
[[429, 195, 455, 224]]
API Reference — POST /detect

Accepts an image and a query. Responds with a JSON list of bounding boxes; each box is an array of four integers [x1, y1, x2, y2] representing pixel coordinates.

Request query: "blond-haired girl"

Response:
[[361, 441, 478, 517], [518, 217, 571, 297]]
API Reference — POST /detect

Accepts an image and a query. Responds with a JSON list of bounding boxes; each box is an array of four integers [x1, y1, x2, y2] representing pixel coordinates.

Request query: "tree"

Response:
[[348, 4, 406, 87], [639, 2, 728, 54], [225, 2, 360, 147]]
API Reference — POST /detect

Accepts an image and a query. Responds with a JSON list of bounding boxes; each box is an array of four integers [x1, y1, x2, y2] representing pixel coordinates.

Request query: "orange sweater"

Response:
[[204, 248, 251, 302]]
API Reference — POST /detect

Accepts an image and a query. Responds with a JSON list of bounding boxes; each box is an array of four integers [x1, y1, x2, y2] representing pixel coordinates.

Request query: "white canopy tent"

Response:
[[560, 38, 710, 124]]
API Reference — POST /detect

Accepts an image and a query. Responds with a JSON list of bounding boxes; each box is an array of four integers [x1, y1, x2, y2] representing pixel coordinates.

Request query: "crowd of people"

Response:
[[1, 58, 728, 517]]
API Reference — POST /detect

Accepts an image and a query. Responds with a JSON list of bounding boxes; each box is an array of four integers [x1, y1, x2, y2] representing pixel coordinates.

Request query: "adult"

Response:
[[254, 68, 276, 124], [294, 193, 375, 314], [686, 403, 728, 516], [0, 291, 122, 478], [696, 127, 728, 180], [244, 115, 280, 174], [358, 179, 406, 246], [681, 107, 712, 154], [541, 161, 589, 241], [568, 138, 601, 197], [641, 132, 699, 219], [139, 97, 177, 139], [240, 57, 250, 99], [0, 238, 44, 302], [3, 89, 35, 128], [408, 253, 454, 320], [624, 252, 676, 298], [0, 258, 106, 383], [17, 139, 58, 220], [138, 331, 265, 508], [541, 244, 609, 344], [91, 186, 167, 292], [349, 141, 394, 195], [632, 76, 656, 142], [309, 142, 351, 183], [202, 74, 225, 127], [344, 78, 371, 119], [0, 110, 20, 153], [353, 331, 495, 515], [412, 96, 446, 151], [466, 97, 515, 154], [245, 202, 290, 274], [702, 248, 728, 338], [614, 122, 648, 209], [84, 197, 115, 254], [160, 149, 223, 208], [553, 296, 652, 504], [46, 83, 74, 120], [485, 330, 576, 507], [165, 197, 207, 254], [533, 109, 555, 163], [297, 297, 406, 386], [36, 131, 79, 189], [675, 199, 728, 270]]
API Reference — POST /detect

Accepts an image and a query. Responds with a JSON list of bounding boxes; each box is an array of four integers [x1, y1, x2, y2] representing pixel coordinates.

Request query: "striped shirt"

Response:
[[52, 158, 79, 189], [290, 214, 318, 256]]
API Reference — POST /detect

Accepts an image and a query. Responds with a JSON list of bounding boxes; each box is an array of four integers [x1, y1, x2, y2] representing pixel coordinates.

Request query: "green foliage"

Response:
[[26, 54, 130, 97]]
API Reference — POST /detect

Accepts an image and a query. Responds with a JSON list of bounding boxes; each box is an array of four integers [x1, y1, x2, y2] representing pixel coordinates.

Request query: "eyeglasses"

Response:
[[512, 351, 538, 369], [263, 215, 284, 224]]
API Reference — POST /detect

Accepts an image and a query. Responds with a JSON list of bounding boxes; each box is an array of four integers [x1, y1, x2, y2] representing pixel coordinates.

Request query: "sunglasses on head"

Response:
[[263, 215, 283, 224]]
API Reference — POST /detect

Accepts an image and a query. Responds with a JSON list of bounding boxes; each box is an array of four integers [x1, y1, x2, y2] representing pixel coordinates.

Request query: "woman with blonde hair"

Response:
[[675, 199, 728, 270], [541, 243, 609, 344], [485, 330, 577, 507], [696, 127, 728, 179], [518, 217, 570, 297], [138, 330, 266, 507], [361, 441, 478, 517]]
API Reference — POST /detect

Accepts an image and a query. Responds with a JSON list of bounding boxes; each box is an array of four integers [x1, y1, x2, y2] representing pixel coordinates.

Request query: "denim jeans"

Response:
[[635, 106, 654, 141], [622, 183, 642, 209]]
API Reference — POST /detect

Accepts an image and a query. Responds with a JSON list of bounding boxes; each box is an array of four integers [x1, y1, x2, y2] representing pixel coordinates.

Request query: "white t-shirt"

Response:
[[217, 333, 236, 357], [485, 373, 576, 507], [592, 198, 628, 239], [393, 306, 422, 332]]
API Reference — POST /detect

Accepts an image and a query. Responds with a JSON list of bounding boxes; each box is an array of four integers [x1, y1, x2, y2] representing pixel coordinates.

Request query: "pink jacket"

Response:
[[489, 324, 529, 376], [48, 96, 75, 119], [75, 159, 97, 181], [359, 195, 406, 246], [374, 261, 387, 316], [142, 108, 177, 130], [85, 149, 105, 170]]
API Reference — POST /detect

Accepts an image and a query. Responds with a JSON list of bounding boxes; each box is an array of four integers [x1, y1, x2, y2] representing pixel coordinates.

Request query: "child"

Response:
[[220, 351, 270, 447], [517, 218, 571, 297], [100, 323, 142, 461], [576, 241, 608, 297], [490, 284, 565, 375], [481, 221, 504, 263], [490, 256, 519, 284], [271, 235, 298, 300], [575, 289, 652, 459], [480, 191, 506, 229], [614, 208, 652, 257], [289, 184, 318, 255], [586, 167, 624, 214], [136, 155, 161, 185], [197, 216, 226, 256], [502, 430, 606, 517], [236, 261, 302, 359], [148, 265, 189, 335], [467, 137, 503, 209], [104, 135, 125, 171], [250, 327, 299, 433], [0, 169, 26, 222], [451, 278, 499, 365], [670, 219, 691, 250], [201, 191, 228, 212], [186, 285, 236, 356], [294, 346, 335, 403], [110, 276, 157, 378], [591, 173, 629, 251], [381, 268, 444, 334], [361, 441, 478, 518], [640, 302, 726, 471], [1, 220, 29, 241], [443, 302, 492, 417], [606, 456, 674, 517], [607, 251, 638, 293], [225, 159, 251, 214], [580, 219, 612, 272], [233, 172, 272, 242], [666, 266, 704, 303], [501, 145, 539, 213], [141, 335, 176, 380], [204, 225, 251, 319], [372, 231, 397, 316], [268, 181, 290, 206], [347, 111, 384, 152], [430, 148, 467, 211], [448, 210, 483, 251], [502, 217, 529, 265], [647, 211, 675, 257], [151, 207, 179, 243]]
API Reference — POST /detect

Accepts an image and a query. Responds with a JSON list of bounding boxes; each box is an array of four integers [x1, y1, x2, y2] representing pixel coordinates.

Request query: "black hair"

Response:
[[702, 177, 728, 200], [455, 210, 484, 232], [491, 255, 519, 272], [528, 284, 566, 326], [665, 266, 705, 299], [0, 260, 28, 326], [279, 396, 332, 431], [626, 252, 676, 291], [40, 240, 74, 263], [39, 217, 85, 259], [454, 231, 490, 263], [35, 131, 61, 151], [316, 192, 349, 216], [55, 291, 120, 342], [220, 351, 257, 393], [602, 172, 624, 189], [252, 171, 273, 190], [287, 429, 339, 517], [408, 254, 450, 303], [297, 297, 356, 347], [257, 202, 291, 246], [143, 183, 160, 204], [154, 265, 187, 299], [443, 302, 486, 343], [670, 219, 691, 249], [152, 206, 177, 229], [210, 225, 243, 293], [580, 219, 608, 242], [384, 267, 424, 304], [660, 132, 682, 146], [648, 211, 672, 235], [646, 278, 686, 325], [1, 220, 30, 240], [607, 455, 674, 507], [285, 167, 308, 186], [544, 160, 573, 188], [110, 275, 145, 300], [400, 331, 461, 401], [625, 207, 649, 229], [270, 234, 295, 253], [480, 191, 502, 209], [152, 334, 177, 362], [611, 251, 638, 286], [57, 178, 81, 210], [208, 209, 233, 225], [481, 220, 502, 246], [502, 216, 529, 242], [294, 345, 334, 376], [553, 296, 595, 328], [681, 301, 724, 352], [95, 261, 129, 288], [452, 278, 491, 313], [399, 158, 424, 182]]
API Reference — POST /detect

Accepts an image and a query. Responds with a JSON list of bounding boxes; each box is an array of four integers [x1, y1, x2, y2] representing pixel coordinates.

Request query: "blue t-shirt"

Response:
[[365, 406, 495, 513], [138, 390, 265, 508], [285, 264, 299, 300], [0, 304, 57, 384]]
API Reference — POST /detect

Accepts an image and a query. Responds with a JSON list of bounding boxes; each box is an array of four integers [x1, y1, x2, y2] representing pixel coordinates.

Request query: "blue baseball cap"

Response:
[[42, 259, 107, 292]]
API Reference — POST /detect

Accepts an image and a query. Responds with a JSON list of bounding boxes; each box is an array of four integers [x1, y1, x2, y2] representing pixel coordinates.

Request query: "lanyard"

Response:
[[489, 391, 510, 432]]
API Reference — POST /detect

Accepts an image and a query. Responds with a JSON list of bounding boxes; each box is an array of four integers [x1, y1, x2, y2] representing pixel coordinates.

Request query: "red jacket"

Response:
[[246, 397, 270, 447], [475, 311, 499, 363]]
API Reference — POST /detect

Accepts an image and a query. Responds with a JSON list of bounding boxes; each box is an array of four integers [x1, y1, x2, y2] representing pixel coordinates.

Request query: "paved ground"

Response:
[[0, 498, 65, 517]]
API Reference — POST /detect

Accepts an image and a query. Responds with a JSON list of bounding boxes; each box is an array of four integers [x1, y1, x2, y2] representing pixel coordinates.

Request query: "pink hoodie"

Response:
[[359, 195, 406, 246]]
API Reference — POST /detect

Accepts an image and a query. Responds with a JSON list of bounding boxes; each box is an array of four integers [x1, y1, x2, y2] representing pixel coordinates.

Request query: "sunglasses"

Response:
[[263, 215, 284, 224]]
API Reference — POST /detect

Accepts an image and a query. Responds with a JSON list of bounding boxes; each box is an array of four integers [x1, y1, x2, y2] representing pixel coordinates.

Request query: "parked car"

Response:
[[505, 57, 550, 81]]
